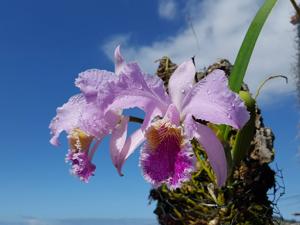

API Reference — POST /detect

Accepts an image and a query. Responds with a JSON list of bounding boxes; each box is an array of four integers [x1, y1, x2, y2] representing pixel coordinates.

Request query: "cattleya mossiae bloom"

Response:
[[49, 47, 125, 182], [49, 46, 250, 188]]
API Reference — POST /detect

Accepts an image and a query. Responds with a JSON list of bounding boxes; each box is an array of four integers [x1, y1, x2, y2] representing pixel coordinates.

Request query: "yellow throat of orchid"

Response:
[[145, 120, 183, 150], [68, 128, 93, 153]]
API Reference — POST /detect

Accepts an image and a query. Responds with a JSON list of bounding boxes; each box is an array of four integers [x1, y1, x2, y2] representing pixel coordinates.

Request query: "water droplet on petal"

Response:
[[181, 89, 185, 94], [227, 114, 232, 119]]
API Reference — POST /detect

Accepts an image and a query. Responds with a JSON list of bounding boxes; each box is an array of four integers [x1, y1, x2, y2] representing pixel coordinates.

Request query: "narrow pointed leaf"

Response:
[[229, 0, 277, 92], [220, 0, 277, 141]]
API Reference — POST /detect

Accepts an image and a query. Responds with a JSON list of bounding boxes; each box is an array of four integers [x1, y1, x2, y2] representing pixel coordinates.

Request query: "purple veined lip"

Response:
[[140, 120, 195, 190]]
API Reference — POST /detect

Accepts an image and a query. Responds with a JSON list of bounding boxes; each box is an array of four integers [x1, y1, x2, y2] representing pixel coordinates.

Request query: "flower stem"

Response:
[[129, 116, 144, 124], [290, 0, 300, 17], [254, 75, 288, 100]]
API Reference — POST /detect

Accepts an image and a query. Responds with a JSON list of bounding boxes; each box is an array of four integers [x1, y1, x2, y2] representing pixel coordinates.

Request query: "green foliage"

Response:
[[229, 0, 277, 92], [221, 0, 277, 154], [231, 91, 256, 168]]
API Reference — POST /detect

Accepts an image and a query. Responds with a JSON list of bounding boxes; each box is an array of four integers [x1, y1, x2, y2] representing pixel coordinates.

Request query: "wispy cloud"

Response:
[[0, 217, 49, 225], [102, 0, 297, 105], [158, 0, 177, 20], [23, 217, 49, 225]]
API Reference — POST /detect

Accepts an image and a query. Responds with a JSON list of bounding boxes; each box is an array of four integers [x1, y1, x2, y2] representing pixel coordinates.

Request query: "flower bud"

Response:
[[239, 91, 255, 112]]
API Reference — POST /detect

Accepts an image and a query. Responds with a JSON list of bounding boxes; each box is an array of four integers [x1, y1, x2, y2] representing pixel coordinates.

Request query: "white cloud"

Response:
[[23, 217, 49, 225], [158, 0, 177, 20], [102, 0, 297, 105]]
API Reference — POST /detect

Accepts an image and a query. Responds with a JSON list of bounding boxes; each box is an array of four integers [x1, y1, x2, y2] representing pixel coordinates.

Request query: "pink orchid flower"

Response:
[[49, 47, 128, 182], [105, 48, 250, 189]]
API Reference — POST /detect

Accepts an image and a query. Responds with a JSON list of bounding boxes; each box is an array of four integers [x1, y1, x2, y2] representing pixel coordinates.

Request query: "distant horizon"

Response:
[[1, 216, 299, 225], [0, 217, 158, 225]]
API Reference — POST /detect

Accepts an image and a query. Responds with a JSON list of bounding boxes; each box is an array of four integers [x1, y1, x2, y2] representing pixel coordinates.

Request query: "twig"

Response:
[[290, 0, 300, 17], [254, 75, 288, 100], [129, 116, 143, 124]]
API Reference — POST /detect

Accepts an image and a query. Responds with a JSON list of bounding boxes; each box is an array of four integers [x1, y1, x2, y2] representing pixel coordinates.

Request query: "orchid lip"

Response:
[[65, 128, 99, 182], [140, 119, 195, 189], [66, 150, 96, 183], [68, 128, 94, 153]]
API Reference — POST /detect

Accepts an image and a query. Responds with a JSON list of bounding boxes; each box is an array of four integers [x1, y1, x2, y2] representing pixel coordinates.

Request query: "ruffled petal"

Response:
[[75, 69, 116, 103], [49, 94, 86, 146], [110, 116, 129, 176], [140, 120, 195, 189], [184, 115, 227, 186], [49, 95, 119, 146], [144, 74, 170, 103], [105, 62, 171, 129], [140, 143, 194, 190], [66, 150, 96, 183], [80, 104, 119, 139], [114, 45, 125, 75], [168, 59, 196, 111], [181, 69, 250, 129], [114, 46, 170, 103]]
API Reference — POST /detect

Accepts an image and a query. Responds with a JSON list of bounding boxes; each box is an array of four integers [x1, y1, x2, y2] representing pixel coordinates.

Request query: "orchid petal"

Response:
[[49, 94, 86, 146], [80, 104, 119, 139], [114, 46, 169, 101], [106, 62, 171, 129], [184, 115, 227, 186], [114, 45, 125, 75], [110, 116, 129, 176], [75, 69, 116, 102], [141, 104, 165, 130], [168, 59, 196, 111], [114, 128, 145, 175], [165, 104, 180, 126], [181, 69, 250, 129], [49, 94, 119, 146], [144, 74, 170, 103]]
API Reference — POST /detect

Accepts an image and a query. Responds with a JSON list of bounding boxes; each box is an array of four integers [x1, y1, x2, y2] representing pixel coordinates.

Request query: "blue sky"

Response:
[[0, 0, 299, 224]]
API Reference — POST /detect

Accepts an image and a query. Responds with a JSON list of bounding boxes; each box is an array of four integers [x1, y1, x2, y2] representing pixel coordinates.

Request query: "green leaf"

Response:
[[229, 0, 277, 92], [220, 0, 277, 142], [231, 93, 256, 167]]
